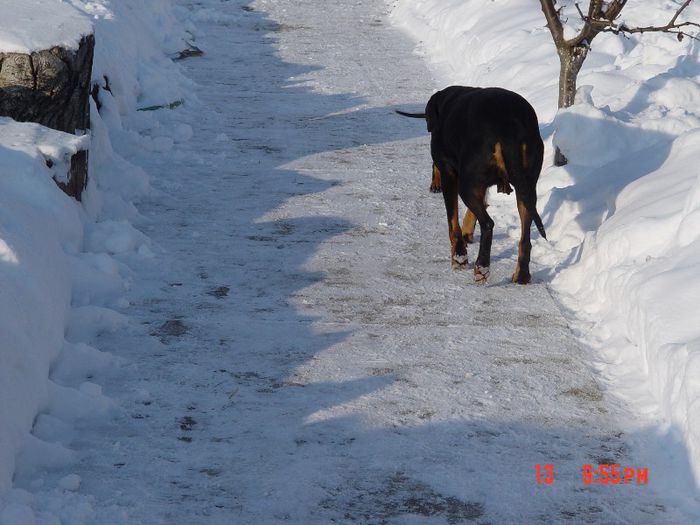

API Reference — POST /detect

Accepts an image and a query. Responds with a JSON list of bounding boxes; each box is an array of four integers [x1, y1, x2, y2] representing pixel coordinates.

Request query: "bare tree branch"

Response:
[[576, 0, 604, 43], [540, 0, 565, 45], [669, 0, 694, 26], [576, 0, 699, 41]]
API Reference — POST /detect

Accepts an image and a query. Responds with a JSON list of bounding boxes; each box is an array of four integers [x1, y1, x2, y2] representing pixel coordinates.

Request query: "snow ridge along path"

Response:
[[29, 0, 693, 522]]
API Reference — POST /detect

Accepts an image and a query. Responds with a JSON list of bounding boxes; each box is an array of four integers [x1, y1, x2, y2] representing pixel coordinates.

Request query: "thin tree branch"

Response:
[[608, 24, 700, 42], [597, 17, 700, 42], [578, 0, 698, 40], [669, 0, 694, 26], [577, 0, 604, 42], [540, 0, 565, 45]]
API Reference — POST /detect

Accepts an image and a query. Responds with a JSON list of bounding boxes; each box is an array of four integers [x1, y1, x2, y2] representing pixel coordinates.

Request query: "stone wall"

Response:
[[0, 35, 94, 199]]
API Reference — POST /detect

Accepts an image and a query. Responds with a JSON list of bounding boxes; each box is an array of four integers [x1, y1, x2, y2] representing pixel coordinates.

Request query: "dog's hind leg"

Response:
[[461, 186, 493, 283], [439, 164, 467, 268], [512, 197, 533, 284]]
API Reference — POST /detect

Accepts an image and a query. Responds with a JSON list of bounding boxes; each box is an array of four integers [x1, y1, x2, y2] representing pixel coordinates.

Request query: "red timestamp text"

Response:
[[534, 464, 649, 485], [534, 464, 554, 485], [582, 463, 648, 485]]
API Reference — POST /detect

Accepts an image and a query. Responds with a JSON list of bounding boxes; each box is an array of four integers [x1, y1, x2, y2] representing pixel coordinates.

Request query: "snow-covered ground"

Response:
[[391, 0, 700, 513], [1, 0, 700, 522]]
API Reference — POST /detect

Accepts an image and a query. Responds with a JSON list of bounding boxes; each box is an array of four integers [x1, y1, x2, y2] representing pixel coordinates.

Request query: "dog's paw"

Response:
[[430, 184, 442, 193], [511, 269, 531, 285], [462, 232, 474, 244], [451, 253, 468, 270], [474, 265, 489, 284]]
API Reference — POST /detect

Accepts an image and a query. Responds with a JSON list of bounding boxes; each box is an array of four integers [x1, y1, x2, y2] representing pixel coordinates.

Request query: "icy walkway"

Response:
[[39, 0, 689, 522]]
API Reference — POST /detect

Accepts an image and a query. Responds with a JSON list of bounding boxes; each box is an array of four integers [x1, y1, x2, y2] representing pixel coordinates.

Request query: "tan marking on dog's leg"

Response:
[[462, 192, 486, 244], [450, 197, 466, 267], [512, 200, 532, 284], [441, 166, 467, 268], [521, 143, 528, 169], [430, 164, 442, 193], [462, 209, 477, 244]]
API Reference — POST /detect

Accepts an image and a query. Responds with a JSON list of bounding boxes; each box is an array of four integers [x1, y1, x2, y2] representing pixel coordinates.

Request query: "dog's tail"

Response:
[[395, 110, 426, 119], [501, 140, 547, 240], [528, 199, 547, 240], [520, 184, 547, 240]]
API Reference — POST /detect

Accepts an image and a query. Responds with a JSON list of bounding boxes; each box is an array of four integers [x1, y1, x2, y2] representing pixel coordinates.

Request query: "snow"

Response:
[[0, 0, 93, 54], [0, 502, 36, 525], [0, 119, 83, 494], [1, 0, 700, 521], [391, 0, 700, 510], [57, 474, 80, 492]]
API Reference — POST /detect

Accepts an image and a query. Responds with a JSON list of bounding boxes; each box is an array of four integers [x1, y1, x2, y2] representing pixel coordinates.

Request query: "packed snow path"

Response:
[[40, 0, 690, 523]]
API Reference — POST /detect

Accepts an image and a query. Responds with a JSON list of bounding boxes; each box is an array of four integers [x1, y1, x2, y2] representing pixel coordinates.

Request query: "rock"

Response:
[[0, 35, 94, 199]]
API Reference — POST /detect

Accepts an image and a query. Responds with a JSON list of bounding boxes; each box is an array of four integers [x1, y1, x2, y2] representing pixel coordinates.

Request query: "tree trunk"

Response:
[[554, 45, 589, 165]]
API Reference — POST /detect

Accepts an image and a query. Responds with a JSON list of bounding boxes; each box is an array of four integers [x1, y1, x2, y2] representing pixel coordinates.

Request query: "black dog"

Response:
[[397, 86, 546, 284]]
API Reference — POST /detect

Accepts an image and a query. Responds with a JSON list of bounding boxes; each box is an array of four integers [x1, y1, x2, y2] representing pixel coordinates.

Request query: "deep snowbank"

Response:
[[554, 127, 700, 487], [0, 120, 84, 493], [391, 0, 700, 497], [0, 0, 191, 521]]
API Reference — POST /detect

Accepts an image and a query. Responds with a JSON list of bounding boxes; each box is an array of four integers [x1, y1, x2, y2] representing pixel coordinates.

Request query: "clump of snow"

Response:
[[57, 475, 80, 492], [0, 118, 90, 186], [0, 0, 93, 54], [50, 341, 117, 386], [84, 219, 152, 256], [553, 99, 644, 168], [0, 502, 36, 525]]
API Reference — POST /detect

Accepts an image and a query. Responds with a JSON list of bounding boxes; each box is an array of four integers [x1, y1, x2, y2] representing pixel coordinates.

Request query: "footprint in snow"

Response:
[[206, 285, 230, 298]]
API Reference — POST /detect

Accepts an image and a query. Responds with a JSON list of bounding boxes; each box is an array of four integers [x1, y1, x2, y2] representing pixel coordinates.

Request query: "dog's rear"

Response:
[[396, 86, 546, 283], [471, 91, 546, 239]]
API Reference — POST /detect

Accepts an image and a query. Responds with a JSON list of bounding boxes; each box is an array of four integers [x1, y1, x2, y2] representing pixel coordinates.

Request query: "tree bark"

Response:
[[554, 44, 589, 165], [558, 46, 588, 109], [541, 0, 603, 166]]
